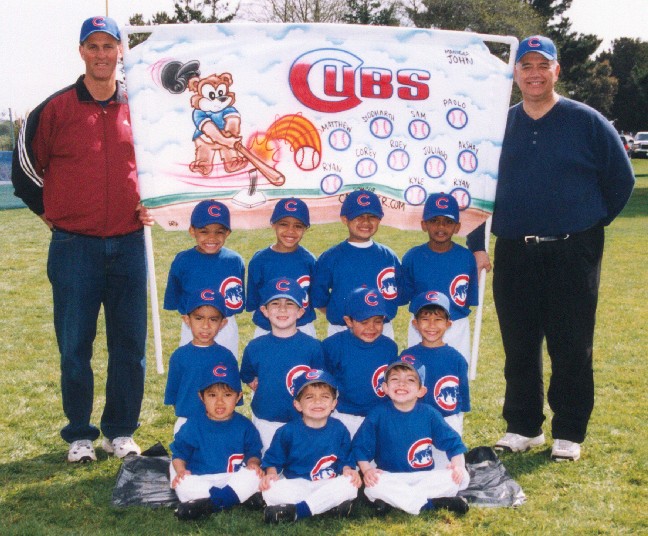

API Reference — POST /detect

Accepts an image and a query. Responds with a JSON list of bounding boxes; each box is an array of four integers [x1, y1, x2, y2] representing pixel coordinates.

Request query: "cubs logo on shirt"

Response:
[[372, 364, 388, 397], [434, 375, 459, 412], [376, 267, 397, 300], [297, 274, 311, 308], [310, 454, 338, 480], [449, 275, 469, 307], [285, 364, 311, 396], [227, 453, 244, 473], [219, 276, 244, 310], [407, 438, 434, 469]]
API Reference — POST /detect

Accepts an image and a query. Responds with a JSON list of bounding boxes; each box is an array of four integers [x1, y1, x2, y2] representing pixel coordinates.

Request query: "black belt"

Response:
[[523, 234, 569, 244]]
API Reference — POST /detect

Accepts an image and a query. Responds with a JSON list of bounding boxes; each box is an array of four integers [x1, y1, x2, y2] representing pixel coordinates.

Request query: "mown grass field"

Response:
[[0, 161, 646, 535]]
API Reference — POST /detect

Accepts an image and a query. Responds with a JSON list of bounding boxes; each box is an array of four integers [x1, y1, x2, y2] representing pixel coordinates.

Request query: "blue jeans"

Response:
[[47, 229, 147, 443]]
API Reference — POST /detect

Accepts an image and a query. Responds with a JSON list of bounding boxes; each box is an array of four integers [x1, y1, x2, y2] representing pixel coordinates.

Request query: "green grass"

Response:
[[1, 163, 647, 534]]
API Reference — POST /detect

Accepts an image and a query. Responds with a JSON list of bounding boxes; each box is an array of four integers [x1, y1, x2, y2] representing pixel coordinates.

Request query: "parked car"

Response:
[[631, 132, 648, 158], [620, 134, 634, 157]]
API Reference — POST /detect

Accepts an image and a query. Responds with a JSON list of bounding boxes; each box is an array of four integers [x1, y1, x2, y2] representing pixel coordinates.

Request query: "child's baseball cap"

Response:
[[340, 190, 384, 220], [271, 198, 310, 227], [423, 193, 459, 222], [344, 287, 388, 321], [409, 290, 451, 316], [292, 369, 338, 399], [199, 362, 244, 406], [261, 277, 306, 307], [80, 16, 121, 44], [183, 289, 227, 316], [191, 200, 231, 230], [385, 358, 427, 385], [515, 35, 558, 63]]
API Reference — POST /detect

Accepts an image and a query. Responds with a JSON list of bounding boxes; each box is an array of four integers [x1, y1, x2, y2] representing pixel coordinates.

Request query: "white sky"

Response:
[[1, 0, 647, 117]]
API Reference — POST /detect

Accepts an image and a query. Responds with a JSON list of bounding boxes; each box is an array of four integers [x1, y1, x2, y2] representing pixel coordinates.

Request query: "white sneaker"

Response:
[[67, 439, 97, 463], [494, 432, 545, 453], [102, 436, 141, 459], [551, 439, 581, 461]]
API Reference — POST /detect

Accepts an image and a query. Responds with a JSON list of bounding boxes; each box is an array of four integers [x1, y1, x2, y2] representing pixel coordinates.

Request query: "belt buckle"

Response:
[[524, 235, 539, 244]]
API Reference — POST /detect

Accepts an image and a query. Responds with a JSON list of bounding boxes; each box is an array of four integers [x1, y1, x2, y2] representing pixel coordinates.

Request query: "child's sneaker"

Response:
[[430, 496, 469, 515], [329, 499, 354, 518], [102, 436, 141, 458], [175, 498, 216, 520], [494, 432, 545, 453], [67, 439, 96, 463], [551, 439, 581, 461], [264, 504, 297, 523]]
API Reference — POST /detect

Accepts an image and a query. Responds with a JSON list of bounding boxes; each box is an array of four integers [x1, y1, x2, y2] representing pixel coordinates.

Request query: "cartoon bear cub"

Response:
[[187, 73, 247, 175]]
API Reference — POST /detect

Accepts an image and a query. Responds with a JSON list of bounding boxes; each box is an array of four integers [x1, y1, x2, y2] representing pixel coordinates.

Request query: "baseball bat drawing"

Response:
[[235, 141, 285, 186]]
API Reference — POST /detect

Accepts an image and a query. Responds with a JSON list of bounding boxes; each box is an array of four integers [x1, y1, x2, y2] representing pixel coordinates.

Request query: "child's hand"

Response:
[[260, 472, 279, 491], [343, 466, 362, 488], [171, 469, 191, 489], [361, 467, 382, 487], [248, 378, 259, 391], [246, 459, 263, 478], [448, 454, 467, 485]]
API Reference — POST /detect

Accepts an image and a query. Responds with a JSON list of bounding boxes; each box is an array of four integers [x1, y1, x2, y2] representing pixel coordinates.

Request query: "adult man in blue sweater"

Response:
[[467, 36, 634, 462]]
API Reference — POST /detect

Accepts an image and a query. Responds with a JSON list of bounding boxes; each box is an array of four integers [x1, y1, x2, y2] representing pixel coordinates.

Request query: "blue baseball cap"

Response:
[[271, 198, 310, 227], [199, 362, 244, 406], [183, 289, 227, 316], [80, 16, 121, 44], [340, 190, 384, 220], [385, 359, 426, 385], [261, 277, 306, 307], [292, 369, 338, 399], [409, 290, 451, 316], [516, 35, 558, 63], [191, 200, 231, 230], [344, 287, 388, 321], [423, 192, 459, 222]]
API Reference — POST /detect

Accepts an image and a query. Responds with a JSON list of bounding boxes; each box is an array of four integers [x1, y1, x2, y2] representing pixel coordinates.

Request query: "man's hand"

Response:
[[473, 250, 492, 273], [136, 203, 155, 227], [39, 213, 53, 230]]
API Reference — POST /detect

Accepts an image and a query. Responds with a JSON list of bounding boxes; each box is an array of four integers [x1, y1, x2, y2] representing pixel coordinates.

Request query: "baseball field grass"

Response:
[[1, 161, 646, 535]]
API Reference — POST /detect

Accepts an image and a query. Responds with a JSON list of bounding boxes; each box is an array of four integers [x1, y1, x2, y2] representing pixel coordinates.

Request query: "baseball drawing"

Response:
[[451, 187, 471, 209], [388, 149, 410, 171], [369, 117, 393, 139], [408, 119, 431, 140], [404, 185, 427, 206], [356, 157, 378, 178], [424, 156, 447, 179], [446, 107, 468, 129], [457, 149, 478, 173], [328, 129, 352, 151], [320, 174, 343, 195], [294, 146, 321, 170]]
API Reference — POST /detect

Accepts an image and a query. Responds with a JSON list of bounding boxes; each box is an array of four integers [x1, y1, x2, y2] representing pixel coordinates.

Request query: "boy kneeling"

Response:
[[353, 361, 470, 515], [171, 364, 263, 520], [261, 370, 361, 523]]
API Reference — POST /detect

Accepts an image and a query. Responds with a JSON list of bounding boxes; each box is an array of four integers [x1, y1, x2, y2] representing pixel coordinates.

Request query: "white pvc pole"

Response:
[[469, 216, 492, 381], [144, 225, 165, 374]]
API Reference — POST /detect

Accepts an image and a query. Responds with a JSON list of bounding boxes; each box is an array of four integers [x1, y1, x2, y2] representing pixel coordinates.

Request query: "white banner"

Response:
[[123, 23, 515, 234]]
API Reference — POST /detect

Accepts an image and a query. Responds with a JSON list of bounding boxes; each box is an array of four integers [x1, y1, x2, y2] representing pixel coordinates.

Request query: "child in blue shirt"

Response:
[[401, 193, 478, 362], [164, 200, 245, 357], [310, 190, 402, 340], [164, 291, 238, 434], [353, 361, 470, 516], [240, 277, 324, 453], [246, 198, 317, 338], [171, 364, 263, 521], [323, 287, 398, 438], [261, 370, 361, 523], [399, 291, 470, 468]]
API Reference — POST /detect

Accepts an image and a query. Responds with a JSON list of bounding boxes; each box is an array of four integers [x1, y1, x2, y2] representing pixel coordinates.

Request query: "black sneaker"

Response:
[[243, 492, 266, 509], [371, 499, 392, 516], [430, 496, 469, 515], [329, 499, 354, 518], [264, 504, 297, 524], [174, 498, 216, 521]]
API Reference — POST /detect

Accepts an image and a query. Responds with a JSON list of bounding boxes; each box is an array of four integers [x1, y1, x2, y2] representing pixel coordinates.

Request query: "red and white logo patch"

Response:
[[285, 364, 311, 396], [310, 455, 338, 480], [434, 375, 459, 411], [407, 438, 434, 469], [376, 267, 397, 300]]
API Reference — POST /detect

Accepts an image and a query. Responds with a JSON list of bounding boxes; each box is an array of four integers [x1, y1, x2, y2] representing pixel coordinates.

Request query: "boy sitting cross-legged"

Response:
[[352, 361, 470, 516], [260, 370, 361, 523]]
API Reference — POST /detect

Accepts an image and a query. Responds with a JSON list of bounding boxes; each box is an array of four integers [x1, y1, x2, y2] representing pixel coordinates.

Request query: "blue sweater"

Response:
[[467, 98, 635, 250]]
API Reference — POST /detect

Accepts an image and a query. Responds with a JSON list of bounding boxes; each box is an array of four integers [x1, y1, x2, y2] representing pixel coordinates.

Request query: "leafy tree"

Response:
[[523, 0, 572, 21], [254, 0, 348, 23], [343, 0, 400, 26]]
